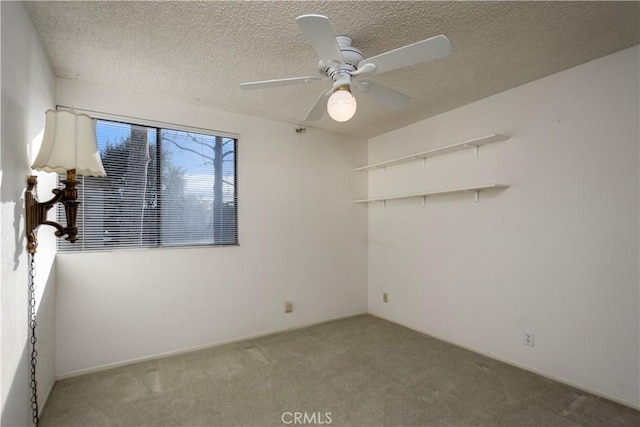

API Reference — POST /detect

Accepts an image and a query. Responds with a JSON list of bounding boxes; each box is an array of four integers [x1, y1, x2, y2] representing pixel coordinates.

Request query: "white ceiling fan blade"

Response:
[[303, 91, 330, 122], [355, 80, 410, 111], [358, 35, 450, 75], [240, 76, 321, 90], [296, 14, 344, 65]]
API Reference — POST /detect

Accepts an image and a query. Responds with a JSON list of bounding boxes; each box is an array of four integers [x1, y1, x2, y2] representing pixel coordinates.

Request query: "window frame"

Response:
[[57, 108, 240, 252]]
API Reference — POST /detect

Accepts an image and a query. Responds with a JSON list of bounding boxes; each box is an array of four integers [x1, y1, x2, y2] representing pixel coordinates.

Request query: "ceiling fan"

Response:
[[240, 14, 451, 123]]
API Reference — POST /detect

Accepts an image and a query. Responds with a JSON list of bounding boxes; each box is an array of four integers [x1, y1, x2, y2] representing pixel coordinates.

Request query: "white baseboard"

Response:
[[368, 311, 640, 411], [56, 310, 639, 411], [39, 380, 56, 418], [56, 311, 368, 380]]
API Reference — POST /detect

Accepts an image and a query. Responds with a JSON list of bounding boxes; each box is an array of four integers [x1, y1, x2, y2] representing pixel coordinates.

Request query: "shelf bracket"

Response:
[[382, 200, 386, 209], [474, 146, 479, 159], [422, 158, 427, 169], [422, 196, 426, 207], [474, 190, 479, 203]]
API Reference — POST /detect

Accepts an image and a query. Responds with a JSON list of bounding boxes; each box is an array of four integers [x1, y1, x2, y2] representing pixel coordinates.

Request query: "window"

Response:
[[58, 119, 237, 251]]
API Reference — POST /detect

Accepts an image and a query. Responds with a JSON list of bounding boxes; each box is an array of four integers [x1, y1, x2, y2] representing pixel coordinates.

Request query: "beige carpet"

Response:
[[40, 314, 639, 426]]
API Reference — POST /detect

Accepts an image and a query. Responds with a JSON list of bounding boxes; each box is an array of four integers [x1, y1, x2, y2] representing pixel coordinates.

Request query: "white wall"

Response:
[[17, 5, 634, 411], [367, 45, 639, 407], [1, 2, 58, 424], [54, 79, 368, 376]]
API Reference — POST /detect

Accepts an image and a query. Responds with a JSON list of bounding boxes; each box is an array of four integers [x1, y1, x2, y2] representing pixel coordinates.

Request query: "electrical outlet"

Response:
[[383, 293, 388, 303], [524, 331, 534, 347], [285, 301, 293, 313]]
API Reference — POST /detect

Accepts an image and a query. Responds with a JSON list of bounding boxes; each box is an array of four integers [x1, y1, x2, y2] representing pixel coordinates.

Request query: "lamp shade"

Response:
[[32, 109, 106, 177]]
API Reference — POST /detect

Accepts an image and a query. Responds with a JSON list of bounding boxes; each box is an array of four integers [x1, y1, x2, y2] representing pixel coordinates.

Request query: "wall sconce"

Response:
[[26, 109, 106, 253]]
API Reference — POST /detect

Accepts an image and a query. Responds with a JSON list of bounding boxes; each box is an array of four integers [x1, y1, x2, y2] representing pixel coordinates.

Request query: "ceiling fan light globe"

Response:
[[327, 90, 357, 122]]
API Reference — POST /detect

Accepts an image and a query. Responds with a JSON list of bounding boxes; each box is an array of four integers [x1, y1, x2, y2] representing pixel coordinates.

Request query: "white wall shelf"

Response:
[[354, 184, 509, 206], [355, 134, 510, 172]]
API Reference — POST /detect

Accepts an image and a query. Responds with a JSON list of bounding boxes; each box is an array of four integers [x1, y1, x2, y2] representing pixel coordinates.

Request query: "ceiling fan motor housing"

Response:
[[318, 36, 365, 89], [336, 36, 364, 66]]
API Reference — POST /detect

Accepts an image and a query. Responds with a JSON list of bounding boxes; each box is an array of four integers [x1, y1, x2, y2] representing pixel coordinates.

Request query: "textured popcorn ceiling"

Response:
[[25, 1, 639, 138]]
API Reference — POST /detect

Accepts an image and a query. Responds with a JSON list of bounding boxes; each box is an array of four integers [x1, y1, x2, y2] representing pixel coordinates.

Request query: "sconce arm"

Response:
[[26, 170, 80, 254]]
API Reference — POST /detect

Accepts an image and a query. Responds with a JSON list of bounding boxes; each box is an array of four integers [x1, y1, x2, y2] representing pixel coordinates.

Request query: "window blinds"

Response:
[[58, 119, 237, 251]]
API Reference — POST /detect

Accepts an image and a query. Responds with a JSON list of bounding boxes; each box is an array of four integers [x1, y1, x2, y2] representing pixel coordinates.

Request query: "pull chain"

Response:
[[28, 252, 39, 426]]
